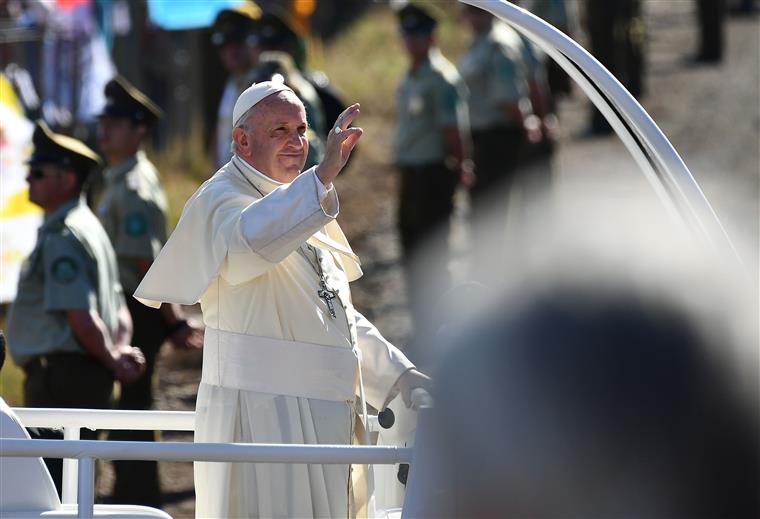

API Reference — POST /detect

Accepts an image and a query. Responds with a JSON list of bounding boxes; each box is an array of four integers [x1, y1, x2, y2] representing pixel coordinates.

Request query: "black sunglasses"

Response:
[[28, 167, 61, 180]]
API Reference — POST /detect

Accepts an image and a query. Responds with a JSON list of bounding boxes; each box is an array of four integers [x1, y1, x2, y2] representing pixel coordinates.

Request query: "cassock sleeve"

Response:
[[353, 310, 415, 410], [222, 168, 339, 285]]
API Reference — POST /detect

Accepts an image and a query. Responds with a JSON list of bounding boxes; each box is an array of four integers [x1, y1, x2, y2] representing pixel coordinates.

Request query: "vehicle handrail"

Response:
[[12, 408, 195, 431], [0, 438, 413, 519]]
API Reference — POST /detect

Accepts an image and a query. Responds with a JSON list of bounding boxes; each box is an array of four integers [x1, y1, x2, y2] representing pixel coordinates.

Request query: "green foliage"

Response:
[[0, 314, 24, 406], [0, 357, 25, 407]]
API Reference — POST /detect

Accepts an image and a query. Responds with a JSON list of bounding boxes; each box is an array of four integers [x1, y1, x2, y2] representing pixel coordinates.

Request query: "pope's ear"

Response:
[[232, 126, 248, 150]]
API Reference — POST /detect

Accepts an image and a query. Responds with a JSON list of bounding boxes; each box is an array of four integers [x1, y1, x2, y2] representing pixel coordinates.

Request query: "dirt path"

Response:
[[141, 5, 757, 517]]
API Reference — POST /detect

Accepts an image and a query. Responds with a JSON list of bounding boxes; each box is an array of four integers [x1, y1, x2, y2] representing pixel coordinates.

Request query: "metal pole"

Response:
[[0, 438, 414, 465], [76, 457, 95, 519], [12, 408, 195, 432], [61, 427, 80, 504]]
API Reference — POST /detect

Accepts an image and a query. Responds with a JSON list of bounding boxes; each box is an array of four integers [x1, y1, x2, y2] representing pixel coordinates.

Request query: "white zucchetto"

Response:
[[232, 80, 294, 128]]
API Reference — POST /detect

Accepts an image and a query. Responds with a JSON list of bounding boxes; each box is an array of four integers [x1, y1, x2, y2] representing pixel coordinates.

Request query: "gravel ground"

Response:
[[101, 4, 757, 517]]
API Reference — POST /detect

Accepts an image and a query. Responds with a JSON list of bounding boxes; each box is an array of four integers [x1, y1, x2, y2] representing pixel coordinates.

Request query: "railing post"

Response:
[[76, 457, 95, 519], [61, 426, 80, 504]]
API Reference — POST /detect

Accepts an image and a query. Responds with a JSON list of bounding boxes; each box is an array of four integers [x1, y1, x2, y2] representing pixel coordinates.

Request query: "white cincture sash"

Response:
[[201, 327, 359, 402]]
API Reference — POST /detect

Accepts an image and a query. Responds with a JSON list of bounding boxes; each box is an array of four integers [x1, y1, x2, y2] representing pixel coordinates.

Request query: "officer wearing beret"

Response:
[[393, 2, 471, 338], [6, 121, 145, 493], [210, 4, 262, 169], [95, 75, 203, 507]]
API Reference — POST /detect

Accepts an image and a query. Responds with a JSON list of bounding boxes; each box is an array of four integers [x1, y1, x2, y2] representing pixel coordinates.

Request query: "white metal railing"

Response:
[[9, 408, 385, 506], [0, 438, 413, 519], [3, 408, 399, 519], [12, 408, 195, 505]]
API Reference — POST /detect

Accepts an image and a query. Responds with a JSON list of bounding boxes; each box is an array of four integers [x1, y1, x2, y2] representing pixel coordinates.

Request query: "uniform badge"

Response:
[[409, 95, 424, 114], [125, 212, 148, 236], [126, 171, 140, 190], [51, 256, 78, 284]]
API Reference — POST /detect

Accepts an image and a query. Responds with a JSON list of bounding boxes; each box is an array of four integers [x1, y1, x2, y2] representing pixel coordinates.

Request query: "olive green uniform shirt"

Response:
[[458, 23, 530, 131], [393, 48, 469, 167], [97, 151, 168, 294], [7, 197, 124, 367]]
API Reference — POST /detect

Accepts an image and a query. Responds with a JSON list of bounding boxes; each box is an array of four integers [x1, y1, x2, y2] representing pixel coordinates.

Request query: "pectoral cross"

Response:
[[318, 278, 337, 319]]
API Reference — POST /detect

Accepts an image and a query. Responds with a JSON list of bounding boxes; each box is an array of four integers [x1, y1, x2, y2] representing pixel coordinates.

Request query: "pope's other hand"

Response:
[[398, 368, 433, 409], [316, 103, 363, 186]]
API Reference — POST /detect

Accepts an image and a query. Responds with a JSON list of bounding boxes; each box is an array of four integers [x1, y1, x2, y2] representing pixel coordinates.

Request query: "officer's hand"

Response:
[[542, 113, 560, 143], [460, 159, 476, 189], [315, 103, 363, 186], [169, 320, 204, 350], [113, 345, 146, 384], [523, 114, 543, 145], [397, 369, 433, 410]]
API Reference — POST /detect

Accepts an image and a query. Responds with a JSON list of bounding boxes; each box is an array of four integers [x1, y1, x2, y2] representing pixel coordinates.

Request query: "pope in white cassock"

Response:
[[134, 81, 430, 518]]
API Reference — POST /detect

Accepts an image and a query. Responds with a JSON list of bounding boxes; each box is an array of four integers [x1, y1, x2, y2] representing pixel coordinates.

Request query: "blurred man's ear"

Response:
[[134, 124, 148, 141], [61, 169, 83, 193]]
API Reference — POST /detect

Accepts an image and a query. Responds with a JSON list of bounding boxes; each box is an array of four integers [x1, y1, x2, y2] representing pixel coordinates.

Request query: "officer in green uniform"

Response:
[[96, 76, 203, 507], [210, 4, 263, 169], [459, 5, 545, 282], [459, 5, 535, 203], [393, 3, 471, 339], [6, 121, 145, 494]]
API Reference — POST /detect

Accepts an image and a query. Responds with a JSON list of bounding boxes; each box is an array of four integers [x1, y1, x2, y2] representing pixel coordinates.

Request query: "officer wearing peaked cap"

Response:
[[211, 4, 263, 169], [393, 1, 472, 340], [255, 4, 346, 140], [95, 76, 203, 507], [6, 121, 145, 494]]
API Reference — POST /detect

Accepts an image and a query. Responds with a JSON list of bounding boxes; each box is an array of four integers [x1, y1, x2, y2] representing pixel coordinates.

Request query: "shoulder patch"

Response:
[[125, 211, 148, 236], [51, 256, 79, 284], [126, 170, 141, 191]]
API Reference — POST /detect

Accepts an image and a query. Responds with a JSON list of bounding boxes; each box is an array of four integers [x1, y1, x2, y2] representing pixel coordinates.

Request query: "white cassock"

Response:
[[135, 155, 415, 518]]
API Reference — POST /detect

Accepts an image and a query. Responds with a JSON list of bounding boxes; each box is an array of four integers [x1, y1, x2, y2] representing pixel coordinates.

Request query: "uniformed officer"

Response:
[[255, 5, 345, 139], [458, 5, 536, 200], [459, 5, 543, 281], [95, 76, 203, 507], [393, 3, 471, 339], [6, 120, 145, 493], [210, 3, 263, 169]]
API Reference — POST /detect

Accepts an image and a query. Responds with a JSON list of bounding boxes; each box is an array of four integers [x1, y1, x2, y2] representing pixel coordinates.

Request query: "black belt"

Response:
[[24, 351, 86, 371]]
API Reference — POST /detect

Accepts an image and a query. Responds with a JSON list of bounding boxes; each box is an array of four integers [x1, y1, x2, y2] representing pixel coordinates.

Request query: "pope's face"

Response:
[[241, 92, 309, 183]]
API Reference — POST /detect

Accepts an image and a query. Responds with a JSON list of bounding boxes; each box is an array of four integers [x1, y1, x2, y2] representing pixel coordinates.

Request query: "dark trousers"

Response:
[[24, 352, 114, 497], [107, 297, 168, 507], [398, 162, 458, 337], [587, 0, 645, 131], [697, 0, 726, 60]]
